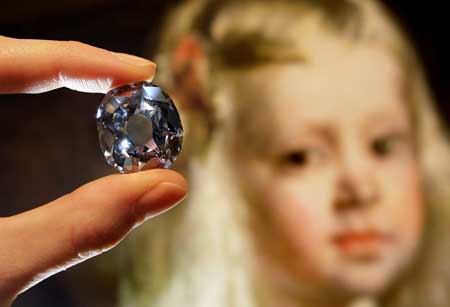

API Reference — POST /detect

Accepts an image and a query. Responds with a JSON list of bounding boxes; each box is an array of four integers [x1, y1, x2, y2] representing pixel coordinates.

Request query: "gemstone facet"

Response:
[[96, 81, 183, 173]]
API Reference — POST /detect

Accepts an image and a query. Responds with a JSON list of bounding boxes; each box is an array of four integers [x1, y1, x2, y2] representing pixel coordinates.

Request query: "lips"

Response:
[[332, 230, 391, 257]]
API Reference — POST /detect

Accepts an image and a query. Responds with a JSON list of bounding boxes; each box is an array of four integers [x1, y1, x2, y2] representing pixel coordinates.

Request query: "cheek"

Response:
[[262, 172, 336, 272], [381, 162, 424, 248]]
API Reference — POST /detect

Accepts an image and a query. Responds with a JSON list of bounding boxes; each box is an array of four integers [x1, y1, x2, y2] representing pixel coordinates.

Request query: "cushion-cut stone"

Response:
[[96, 81, 183, 173]]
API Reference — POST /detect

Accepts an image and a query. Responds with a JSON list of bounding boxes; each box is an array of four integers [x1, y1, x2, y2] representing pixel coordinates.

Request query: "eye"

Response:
[[372, 137, 390, 157], [280, 148, 323, 168], [371, 134, 404, 158], [287, 151, 308, 165]]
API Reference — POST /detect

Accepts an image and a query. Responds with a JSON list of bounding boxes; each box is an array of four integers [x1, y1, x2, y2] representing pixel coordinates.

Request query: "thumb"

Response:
[[0, 169, 187, 304]]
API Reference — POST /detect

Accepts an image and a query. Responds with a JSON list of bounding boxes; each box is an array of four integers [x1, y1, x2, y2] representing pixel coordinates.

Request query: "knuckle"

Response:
[[69, 211, 135, 258], [83, 225, 117, 249], [71, 223, 122, 259]]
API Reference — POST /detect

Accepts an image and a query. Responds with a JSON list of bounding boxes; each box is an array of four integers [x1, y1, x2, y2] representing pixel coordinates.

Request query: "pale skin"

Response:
[[0, 36, 188, 306], [224, 42, 424, 307]]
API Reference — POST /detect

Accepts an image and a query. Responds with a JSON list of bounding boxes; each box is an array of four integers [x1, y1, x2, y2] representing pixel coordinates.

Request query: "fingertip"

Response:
[[78, 168, 188, 210], [67, 169, 188, 254], [134, 181, 188, 223], [129, 168, 188, 189], [108, 52, 157, 90], [114, 52, 156, 68]]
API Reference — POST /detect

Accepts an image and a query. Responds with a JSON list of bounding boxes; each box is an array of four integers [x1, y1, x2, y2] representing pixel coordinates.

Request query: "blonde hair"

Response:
[[119, 1, 450, 306]]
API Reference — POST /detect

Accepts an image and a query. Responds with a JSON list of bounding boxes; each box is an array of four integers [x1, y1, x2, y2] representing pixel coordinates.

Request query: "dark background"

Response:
[[0, 1, 449, 306]]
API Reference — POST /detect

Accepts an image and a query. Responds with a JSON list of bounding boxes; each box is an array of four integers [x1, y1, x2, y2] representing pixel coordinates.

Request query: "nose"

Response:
[[334, 153, 379, 212]]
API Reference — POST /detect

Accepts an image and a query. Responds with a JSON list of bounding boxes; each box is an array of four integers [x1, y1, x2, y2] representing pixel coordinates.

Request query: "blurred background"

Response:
[[0, 0, 449, 306]]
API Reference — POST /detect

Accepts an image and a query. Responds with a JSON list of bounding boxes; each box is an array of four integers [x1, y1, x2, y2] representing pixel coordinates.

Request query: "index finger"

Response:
[[0, 36, 156, 94]]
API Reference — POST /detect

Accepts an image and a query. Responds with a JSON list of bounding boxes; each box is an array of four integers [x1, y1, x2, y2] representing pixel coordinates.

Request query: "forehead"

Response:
[[226, 41, 406, 129]]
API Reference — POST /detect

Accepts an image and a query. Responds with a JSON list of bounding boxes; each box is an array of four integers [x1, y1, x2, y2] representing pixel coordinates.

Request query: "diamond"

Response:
[[96, 81, 183, 173]]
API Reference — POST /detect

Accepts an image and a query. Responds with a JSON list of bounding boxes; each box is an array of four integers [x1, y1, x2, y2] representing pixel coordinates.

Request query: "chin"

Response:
[[334, 273, 390, 297], [327, 259, 405, 298], [323, 238, 419, 298]]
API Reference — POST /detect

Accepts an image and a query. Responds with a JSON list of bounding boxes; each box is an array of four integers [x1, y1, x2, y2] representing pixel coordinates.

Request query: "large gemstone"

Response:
[[96, 81, 183, 173]]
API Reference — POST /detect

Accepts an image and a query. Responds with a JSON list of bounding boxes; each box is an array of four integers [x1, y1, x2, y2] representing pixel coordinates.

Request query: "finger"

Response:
[[0, 169, 187, 303], [0, 35, 156, 94]]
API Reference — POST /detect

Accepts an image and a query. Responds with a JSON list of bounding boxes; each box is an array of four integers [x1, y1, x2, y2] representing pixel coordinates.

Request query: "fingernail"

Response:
[[135, 182, 188, 223], [114, 52, 156, 67]]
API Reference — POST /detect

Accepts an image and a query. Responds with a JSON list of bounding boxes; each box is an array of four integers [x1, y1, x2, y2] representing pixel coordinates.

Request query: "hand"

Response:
[[0, 36, 188, 305]]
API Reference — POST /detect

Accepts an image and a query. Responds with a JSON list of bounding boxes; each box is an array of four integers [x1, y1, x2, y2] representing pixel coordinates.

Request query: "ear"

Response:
[[170, 34, 214, 160], [171, 34, 209, 111]]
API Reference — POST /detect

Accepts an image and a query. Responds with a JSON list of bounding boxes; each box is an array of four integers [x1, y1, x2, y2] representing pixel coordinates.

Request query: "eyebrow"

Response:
[[274, 123, 337, 149], [362, 109, 411, 133], [212, 34, 308, 68]]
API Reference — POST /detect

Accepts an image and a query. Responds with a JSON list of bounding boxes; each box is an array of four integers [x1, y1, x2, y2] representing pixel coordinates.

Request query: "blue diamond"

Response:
[[96, 81, 183, 173]]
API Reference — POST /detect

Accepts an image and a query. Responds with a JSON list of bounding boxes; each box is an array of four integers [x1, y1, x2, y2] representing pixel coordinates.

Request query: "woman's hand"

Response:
[[0, 36, 188, 305]]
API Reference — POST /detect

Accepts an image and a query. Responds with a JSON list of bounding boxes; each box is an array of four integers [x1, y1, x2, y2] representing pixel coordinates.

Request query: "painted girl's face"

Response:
[[225, 40, 424, 298]]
